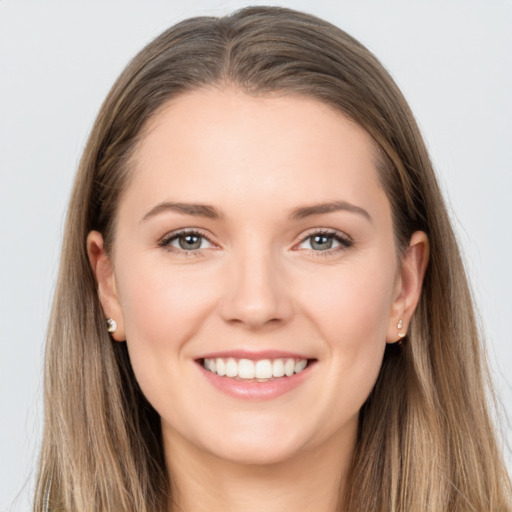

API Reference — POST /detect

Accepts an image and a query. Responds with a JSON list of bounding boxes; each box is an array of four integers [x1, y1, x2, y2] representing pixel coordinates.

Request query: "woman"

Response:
[[34, 6, 511, 511]]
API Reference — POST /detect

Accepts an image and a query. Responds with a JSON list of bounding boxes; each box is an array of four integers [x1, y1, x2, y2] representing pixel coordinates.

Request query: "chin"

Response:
[[210, 441, 304, 466], [197, 423, 311, 466]]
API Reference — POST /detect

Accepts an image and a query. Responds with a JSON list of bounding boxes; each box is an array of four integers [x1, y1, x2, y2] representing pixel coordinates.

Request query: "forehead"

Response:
[[122, 88, 387, 221]]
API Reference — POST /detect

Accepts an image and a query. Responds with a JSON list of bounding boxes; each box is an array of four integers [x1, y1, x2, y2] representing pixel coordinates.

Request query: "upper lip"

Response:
[[196, 349, 315, 361]]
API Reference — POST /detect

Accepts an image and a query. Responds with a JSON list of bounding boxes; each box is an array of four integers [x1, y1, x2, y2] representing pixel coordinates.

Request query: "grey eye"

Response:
[[299, 234, 341, 251], [310, 234, 335, 250], [165, 232, 213, 251], [177, 234, 203, 250]]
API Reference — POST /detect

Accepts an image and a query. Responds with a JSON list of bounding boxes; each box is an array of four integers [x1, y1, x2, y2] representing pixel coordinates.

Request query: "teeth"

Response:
[[225, 358, 238, 377], [238, 358, 255, 379], [203, 357, 310, 380], [272, 359, 285, 377], [254, 360, 272, 379], [294, 359, 307, 373], [216, 358, 226, 377], [285, 358, 295, 376]]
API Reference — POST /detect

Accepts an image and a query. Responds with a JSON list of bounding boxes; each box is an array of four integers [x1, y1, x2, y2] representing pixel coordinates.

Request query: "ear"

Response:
[[387, 231, 429, 343], [87, 230, 125, 341]]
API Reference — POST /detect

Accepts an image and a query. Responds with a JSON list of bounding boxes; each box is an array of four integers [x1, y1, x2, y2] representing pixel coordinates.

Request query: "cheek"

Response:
[[115, 258, 217, 389], [301, 257, 396, 348], [119, 257, 216, 334], [296, 254, 396, 415]]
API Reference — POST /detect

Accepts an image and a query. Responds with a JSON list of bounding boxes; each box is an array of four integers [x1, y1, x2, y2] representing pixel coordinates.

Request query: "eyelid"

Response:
[[158, 228, 219, 253], [293, 228, 353, 252], [297, 227, 352, 242]]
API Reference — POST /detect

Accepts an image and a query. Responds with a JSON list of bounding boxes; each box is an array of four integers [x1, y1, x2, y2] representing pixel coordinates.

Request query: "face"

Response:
[[89, 89, 426, 466]]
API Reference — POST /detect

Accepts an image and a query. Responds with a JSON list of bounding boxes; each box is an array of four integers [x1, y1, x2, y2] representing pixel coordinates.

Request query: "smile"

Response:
[[196, 352, 317, 400], [202, 357, 309, 381]]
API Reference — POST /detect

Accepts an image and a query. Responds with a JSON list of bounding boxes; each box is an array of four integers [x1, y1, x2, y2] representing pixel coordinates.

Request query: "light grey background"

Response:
[[1, 1, 511, 510]]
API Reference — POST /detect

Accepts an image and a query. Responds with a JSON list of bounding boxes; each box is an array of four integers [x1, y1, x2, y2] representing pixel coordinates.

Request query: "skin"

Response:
[[88, 89, 429, 512]]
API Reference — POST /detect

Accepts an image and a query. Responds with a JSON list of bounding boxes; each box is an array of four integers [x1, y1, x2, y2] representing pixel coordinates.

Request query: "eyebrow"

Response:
[[289, 201, 372, 223], [141, 200, 371, 223], [141, 201, 223, 222]]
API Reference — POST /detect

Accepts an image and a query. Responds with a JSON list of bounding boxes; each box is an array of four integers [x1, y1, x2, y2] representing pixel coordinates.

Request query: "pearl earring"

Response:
[[106, 318, 117, 333], [397, 319, 406, 338]]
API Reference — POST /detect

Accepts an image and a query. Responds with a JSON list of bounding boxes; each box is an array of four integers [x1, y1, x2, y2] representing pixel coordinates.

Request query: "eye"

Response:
[[159, 230, 215, 253], [297, 230, 352, 252]]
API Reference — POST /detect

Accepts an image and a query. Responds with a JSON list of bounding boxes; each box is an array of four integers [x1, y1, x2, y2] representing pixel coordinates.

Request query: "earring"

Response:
[[106, 318, 117, 333], [397, 319, 406, 339]]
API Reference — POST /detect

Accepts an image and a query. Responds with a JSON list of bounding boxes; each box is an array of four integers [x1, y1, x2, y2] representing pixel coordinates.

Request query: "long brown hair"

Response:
[[35, 6, 511, 511]]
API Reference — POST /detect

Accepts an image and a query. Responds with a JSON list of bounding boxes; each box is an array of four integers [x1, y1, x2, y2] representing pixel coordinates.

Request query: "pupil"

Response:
[[311, 235, 332, 250], [179, 234, 201, 250]]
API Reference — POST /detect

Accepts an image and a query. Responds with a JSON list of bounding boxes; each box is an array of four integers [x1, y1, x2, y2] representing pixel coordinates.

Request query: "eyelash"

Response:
[[158, 228, 353, 257]]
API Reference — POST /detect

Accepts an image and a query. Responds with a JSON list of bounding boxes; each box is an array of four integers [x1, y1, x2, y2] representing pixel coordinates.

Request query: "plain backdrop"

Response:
[[1, 0, 511, 509]]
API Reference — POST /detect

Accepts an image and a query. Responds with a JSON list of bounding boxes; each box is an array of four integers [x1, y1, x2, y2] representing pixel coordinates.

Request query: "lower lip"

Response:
[[197, 361, 316, 400]]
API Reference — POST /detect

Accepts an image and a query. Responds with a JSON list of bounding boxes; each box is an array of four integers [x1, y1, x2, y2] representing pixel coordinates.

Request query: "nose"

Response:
[[218, 245, 294, 330]]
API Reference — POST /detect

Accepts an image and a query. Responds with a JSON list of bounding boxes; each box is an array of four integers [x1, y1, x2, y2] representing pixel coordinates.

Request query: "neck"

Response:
[[164, 427, 355, 512]]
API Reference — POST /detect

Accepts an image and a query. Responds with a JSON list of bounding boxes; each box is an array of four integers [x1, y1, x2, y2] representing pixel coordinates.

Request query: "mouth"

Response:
[[195, 350, 318, 399], [197, 356, 317, 382]]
